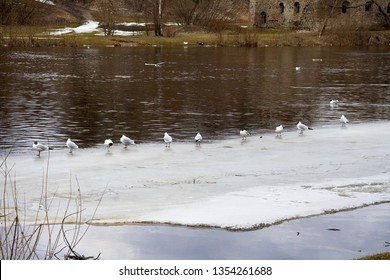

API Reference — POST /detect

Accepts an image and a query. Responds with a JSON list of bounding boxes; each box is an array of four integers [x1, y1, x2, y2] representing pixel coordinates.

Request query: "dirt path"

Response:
[[54, 1, 94, 21]]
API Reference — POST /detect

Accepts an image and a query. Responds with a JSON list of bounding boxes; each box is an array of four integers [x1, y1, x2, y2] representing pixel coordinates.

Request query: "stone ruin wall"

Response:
[[250, 0, 390, 31]]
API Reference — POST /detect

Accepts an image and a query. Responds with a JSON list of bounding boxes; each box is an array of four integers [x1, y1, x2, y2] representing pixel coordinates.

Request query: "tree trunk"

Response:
[[371, 0, 390, 28], [319, 0, 339, 37], [154, 0, 163, 36]]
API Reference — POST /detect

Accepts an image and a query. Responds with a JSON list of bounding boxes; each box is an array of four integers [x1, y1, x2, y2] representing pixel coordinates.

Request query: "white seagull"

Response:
[[297, 121, 313, 134], [275, 125, 283, 136], [104, 139, 113, 151], [32, 141, 52, 156], [340, 115, 349, 126], [330, 99, 339, 106], [164, 132, 172, 148], [194, 132, 202, 145], [240, 129, 250, 140], [120, 134, 135, 148], [66, 138, 79, 153]]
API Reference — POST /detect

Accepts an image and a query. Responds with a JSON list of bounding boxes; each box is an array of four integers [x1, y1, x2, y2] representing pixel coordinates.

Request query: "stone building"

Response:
[[249, 0, 390, 31]]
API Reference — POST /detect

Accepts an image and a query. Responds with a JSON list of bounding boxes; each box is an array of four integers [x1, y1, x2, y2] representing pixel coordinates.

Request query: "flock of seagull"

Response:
[[32, 132, 201, 156], [32, 99, 349, 157]]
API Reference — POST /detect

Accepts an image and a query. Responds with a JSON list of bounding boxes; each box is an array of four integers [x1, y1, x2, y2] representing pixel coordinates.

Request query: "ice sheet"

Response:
[[2, 121, 390, 230]]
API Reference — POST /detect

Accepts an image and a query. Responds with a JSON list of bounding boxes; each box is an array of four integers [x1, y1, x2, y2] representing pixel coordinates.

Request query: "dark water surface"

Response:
[[1, 46, 390, 152]]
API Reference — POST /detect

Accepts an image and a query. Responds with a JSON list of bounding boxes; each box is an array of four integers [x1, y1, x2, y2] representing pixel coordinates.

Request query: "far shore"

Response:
[[1, 24, 390, 48]]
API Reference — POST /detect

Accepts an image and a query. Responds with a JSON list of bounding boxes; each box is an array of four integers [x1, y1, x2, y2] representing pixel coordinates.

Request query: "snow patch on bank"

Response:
[[48, 20, 100, 35], [47, 21, 147, 36]]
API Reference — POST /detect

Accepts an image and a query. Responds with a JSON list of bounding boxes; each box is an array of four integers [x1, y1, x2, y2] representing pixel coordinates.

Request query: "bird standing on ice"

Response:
[[297, 121, 313, 134], [66, 138, 79, 153], [194, 132, 202, 145], [164, 132, 172, 148], [240, 129, 250, 140], [340, 115, 349, 127], [120, 135, 135, 148], [32, 141, 52, 156], [104, 139, 113, 151], [275, 125, 283, 137]]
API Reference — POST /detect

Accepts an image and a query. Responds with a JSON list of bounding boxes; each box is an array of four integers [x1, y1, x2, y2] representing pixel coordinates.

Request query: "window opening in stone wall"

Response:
[[260, 11, 267, 24], [254, 10, 266, 26], [342, 1, 350, 13], [279, 3, 285, 13], [365, 1, 372, 11], [294, 2, 300, 14], [387, 2, 390, 13]]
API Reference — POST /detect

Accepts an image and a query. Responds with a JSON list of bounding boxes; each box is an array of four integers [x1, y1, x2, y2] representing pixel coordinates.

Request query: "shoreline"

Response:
[[1, 26, 390, 48]]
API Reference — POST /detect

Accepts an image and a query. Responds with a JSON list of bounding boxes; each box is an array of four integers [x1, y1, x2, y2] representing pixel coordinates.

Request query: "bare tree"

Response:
[[371, 0, 390, 28], [0, 0, 50, 25], [169, 0, 246, 30], [318, 0, 339, 37], [153, 0, 164, 36], [0, 0, 14, 25], [125, 0, 164, 36], [170, 0, 200, 25], [123, 0, 145, 13], [95, 0, 119, 36]]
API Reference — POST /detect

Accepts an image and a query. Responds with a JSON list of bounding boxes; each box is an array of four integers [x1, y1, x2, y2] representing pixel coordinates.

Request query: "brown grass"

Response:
[[357, 252, 390, 260], [1, 24, 390, 48]]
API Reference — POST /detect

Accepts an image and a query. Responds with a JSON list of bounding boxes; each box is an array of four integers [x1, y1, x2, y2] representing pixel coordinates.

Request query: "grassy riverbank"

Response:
[[358, 252, 390, 260], [1, 24, 390, 48]]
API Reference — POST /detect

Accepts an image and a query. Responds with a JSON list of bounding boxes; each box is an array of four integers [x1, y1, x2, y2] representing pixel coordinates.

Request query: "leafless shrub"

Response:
[[169, 0, 247, 31], [0, 0, 52, 25], [95, 0, 119, 36], [1, 149, 104, 260], [239, 29, 258, 47]]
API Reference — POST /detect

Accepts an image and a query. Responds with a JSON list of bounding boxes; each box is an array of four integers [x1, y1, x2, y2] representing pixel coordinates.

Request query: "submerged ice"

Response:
[[2, 121, 390, 230]]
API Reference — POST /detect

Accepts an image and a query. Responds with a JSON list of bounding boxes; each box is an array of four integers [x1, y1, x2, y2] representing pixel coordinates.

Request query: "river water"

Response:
[[1, 46, 390, 259], [1, 46, 390, 151]]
